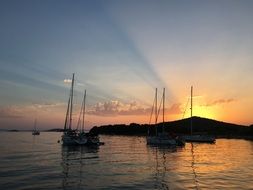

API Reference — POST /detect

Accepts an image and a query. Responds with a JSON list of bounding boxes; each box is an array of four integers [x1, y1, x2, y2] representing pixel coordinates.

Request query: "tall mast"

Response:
[[34, 118, 37, 131], [69, 73, 75, 130], [155, 88, 158, 136], [190, 86, 193, 135], [82, 90, 86, 133], [163, 88, 165, 133], [64, 97, 70, 131]]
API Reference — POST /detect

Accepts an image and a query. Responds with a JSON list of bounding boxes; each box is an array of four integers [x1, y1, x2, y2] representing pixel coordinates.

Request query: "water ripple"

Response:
[[0, 133, 253, 189]]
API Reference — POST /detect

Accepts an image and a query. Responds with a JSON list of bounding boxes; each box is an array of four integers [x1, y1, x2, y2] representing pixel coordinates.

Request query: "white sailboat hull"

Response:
[[147, 136, 177, 146], [62, 133, 100, 146], [74, 138, 88, 145], [62, 134, 77, 145], [32, 131, 40, 135]]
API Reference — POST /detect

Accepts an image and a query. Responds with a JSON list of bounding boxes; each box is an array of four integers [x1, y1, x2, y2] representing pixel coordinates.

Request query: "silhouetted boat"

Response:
[[182, 86, 215, 143], [74, 89, 100, 145], [62, 73, 78, 145], [74, 89, 88, 145], [61, 73, 101, 146], [147, 88, 184, 146], [32, 119, 40, 135]]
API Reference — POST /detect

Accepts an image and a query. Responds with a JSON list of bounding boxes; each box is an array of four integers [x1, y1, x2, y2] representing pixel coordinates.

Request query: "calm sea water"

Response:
[[0, 132, 253, 190]]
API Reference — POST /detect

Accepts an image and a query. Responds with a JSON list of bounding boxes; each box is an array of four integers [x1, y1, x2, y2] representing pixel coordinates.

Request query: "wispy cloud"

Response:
[[64, 79, 72, 83], [87, 100, 182, 116], [64, 79, 84, 87], [32, 102, 64, 109], [76, 82, 85, 86], [166, 103, 182, 115], [0, 106, 23, 118], [0, 102, 65, 120], [204, 98, 236, 107], [87, 100, 149, 116]]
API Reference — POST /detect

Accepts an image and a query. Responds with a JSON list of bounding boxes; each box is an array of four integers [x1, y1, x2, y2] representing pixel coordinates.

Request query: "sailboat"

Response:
[[74, 90, 100, 145], [74, 89, 88, 145], [61, 73, 101, 146], [146, 88, 182, 146], [183, 86, 216, 143], [32, 119, 40, 135], [62, 73, 79, 145]]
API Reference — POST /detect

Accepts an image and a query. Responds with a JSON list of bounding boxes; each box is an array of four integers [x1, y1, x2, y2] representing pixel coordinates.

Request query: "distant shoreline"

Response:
[[1, 117, 253, 141], [1, 131, 253, 141]]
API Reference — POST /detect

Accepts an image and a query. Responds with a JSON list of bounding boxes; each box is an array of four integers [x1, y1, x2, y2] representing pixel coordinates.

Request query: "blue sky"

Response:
[[1, 0, 253, 129]]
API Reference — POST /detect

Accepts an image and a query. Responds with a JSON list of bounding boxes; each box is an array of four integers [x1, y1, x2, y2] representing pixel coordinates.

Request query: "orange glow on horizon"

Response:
[[192, 105, 217, 120]]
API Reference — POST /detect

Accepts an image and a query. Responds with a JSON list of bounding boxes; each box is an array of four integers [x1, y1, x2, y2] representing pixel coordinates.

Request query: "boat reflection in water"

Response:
[[190, 143, 200, 190], [154, 147, 175, 190], [61, 145, 99, 189], [147, 145, 186, 190]]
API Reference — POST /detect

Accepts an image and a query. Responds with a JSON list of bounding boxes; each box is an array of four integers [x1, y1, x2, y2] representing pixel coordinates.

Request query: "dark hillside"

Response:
[[90, 116, 253, 139]]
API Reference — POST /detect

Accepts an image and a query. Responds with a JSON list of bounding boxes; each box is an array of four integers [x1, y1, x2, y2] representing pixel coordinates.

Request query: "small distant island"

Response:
[[45, 128, 65, 132], [8, 129, 19, 132], [89, 116, 253, 140]]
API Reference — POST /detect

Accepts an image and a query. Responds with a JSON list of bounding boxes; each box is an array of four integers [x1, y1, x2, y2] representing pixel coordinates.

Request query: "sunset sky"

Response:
[[0, 0, 253, 130]]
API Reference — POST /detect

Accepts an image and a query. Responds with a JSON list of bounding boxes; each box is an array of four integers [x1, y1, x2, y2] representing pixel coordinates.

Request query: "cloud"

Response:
[[87, 100, 149, 116], [0, 106, 23, 118], [166, 103, 182, 115], [64, 79, 72, 83], [64, 79, 85, 88], [87, 100, 182, 116], [32, 102, 64, 109], [204, 98, 236, 107], [76, 82, 85, 86], [0, 102, 65, 120]]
